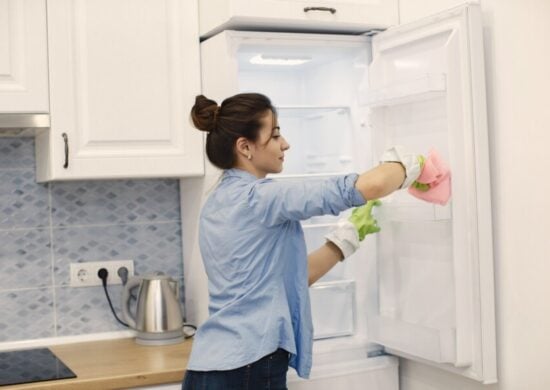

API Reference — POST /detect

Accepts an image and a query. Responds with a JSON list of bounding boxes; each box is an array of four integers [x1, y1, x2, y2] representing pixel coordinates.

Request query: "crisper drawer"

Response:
[[310, 280, 356, 340], [288, 355, 398, 390], [199, 0, 398, 39]]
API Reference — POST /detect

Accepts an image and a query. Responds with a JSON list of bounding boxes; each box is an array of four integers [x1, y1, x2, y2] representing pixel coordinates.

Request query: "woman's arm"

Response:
[[355, 162, 406, 201], [307, 163, 406, 285], [307, 242, 344, 286]]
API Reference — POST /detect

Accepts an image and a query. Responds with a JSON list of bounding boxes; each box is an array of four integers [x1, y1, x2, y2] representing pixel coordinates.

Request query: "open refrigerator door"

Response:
[[360, 3, 497, 383]]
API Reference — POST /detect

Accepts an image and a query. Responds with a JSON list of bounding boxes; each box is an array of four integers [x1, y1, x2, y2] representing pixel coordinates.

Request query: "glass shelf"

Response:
[[272, 106, 354, 176], [276, 105, 349, 114]]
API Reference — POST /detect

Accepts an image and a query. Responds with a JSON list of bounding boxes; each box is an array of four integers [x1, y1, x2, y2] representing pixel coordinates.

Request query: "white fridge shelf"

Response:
[[277, 105, 350, 116], [361, 73, 446, 107]]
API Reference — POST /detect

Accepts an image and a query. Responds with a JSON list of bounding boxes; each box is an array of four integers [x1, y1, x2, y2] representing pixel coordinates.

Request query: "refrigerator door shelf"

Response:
[[370, 317, 456, 364], [360, 73, 447, 107], [375, 197, 452, 222], [363, 3, 496, 383]]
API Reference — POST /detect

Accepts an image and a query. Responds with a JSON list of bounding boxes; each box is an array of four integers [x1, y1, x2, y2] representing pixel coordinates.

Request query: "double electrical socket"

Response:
[[69, 260, 134, 287]]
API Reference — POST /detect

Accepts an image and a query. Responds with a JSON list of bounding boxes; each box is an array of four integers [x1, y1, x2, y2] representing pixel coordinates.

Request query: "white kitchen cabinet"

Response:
[[35, 0, 204, 181], [199, 0, 398, 39], [0, 0, 49, 113]]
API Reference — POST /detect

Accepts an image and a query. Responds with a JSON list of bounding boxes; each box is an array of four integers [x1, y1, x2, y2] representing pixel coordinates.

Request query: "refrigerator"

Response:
[[180, 3, 496, 388]]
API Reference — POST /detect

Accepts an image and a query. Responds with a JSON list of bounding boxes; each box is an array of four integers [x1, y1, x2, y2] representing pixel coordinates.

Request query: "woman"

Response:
[[182, 93, 421, 390]]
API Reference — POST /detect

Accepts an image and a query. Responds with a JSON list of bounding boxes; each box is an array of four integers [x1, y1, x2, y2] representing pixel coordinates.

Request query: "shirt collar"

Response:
[[223, 168, 260, 183]]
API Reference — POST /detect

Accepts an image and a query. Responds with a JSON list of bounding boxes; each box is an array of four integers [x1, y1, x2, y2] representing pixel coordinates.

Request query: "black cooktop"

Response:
[[0, 348, 76, 386]]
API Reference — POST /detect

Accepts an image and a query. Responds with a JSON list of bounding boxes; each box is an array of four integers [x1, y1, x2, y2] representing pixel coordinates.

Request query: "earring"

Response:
[[247, 154, 252, 160]]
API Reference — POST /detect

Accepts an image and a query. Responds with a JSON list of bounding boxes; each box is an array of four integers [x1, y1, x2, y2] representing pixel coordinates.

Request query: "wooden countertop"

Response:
[[8, 337, 192, 389]]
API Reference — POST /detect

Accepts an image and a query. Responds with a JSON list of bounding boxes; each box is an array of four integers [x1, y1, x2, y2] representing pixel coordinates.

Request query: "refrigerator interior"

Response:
[[235, 36, 384, 355]]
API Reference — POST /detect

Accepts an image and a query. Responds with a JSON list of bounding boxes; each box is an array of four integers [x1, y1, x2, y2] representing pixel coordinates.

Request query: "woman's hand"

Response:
[[324, 200, 381, 259], [308, 200, 382, 285], [354, 146, 424, 200]]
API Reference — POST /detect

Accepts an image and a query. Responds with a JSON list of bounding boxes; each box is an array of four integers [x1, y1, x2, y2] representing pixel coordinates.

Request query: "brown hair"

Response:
[[190, 93, 276, 170]]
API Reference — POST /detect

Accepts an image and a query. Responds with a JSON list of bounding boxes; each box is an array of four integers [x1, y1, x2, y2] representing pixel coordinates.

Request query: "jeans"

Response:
[[182, 348, 289, 390]]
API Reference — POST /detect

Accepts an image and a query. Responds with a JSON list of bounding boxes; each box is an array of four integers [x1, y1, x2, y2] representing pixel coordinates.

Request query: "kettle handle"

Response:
[[121, 277, 141, 329]]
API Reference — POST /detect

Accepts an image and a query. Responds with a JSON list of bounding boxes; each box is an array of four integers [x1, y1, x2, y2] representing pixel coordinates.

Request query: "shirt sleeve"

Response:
[[247, 174, 366, 227]]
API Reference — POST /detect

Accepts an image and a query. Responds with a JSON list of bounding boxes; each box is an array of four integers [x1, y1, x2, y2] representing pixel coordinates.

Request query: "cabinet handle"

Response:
[[304, 6, 337, 14], [62, 133, 69, 169]]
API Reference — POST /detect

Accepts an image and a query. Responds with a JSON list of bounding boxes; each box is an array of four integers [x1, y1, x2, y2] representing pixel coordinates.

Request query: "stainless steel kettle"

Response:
[[122, 273, 184, 345]]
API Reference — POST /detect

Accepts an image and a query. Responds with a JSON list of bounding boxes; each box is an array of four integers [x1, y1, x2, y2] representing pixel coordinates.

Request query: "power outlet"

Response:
[[69, 260, 134, 287]]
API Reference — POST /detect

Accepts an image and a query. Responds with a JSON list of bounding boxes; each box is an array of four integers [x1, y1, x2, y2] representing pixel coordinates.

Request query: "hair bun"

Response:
[[190, 95, 219, 133]]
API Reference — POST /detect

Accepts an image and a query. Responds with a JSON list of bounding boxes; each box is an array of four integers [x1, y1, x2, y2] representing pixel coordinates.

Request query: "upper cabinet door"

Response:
[[199, 0, 398, 39], [36, 0, 204, 181], [362, 4, 496, 383], [0, 0, 49, 113]]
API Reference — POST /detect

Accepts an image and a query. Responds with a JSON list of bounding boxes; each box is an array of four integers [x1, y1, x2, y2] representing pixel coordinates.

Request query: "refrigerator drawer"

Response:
[[310, 280, 356, 339]]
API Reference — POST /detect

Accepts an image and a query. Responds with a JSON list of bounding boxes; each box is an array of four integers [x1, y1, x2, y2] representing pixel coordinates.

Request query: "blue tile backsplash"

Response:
[[0, 137, 184, 343]]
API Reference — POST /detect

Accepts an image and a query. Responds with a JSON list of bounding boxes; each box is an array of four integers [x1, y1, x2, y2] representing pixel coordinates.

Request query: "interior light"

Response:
[[249, 54, 312, 66]]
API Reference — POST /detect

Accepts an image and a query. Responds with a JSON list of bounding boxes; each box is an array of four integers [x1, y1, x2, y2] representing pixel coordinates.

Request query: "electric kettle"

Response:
[[122, 273, 184, 345]]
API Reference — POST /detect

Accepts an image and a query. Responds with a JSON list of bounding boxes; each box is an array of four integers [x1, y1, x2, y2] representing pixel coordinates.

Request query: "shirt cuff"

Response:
[[344, 173, 366, 207]]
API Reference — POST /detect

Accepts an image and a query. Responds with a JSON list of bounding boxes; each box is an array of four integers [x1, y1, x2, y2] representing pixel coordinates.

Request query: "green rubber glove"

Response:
[[409, 155, 429, 192], [348, 199, 382, 241]]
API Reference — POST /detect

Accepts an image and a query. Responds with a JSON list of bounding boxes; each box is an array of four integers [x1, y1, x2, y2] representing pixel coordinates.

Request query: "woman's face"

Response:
[[249, 110, 290, 178]]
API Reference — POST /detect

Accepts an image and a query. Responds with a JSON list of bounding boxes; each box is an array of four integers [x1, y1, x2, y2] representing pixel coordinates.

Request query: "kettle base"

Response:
[[135, 329, 184, 346]]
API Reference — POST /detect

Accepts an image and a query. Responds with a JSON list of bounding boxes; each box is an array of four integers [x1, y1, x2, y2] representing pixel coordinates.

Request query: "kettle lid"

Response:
[[141, 273, 173, 281]]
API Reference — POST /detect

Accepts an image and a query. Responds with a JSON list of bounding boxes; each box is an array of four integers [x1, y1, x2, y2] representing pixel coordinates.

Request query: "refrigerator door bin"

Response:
[[370, 316, 456, 364], [360, 73, 447, 107]]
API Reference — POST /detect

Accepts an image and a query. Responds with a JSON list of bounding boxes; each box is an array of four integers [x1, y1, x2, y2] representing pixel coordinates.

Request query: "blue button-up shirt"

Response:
[[187, 168, 365, 378]]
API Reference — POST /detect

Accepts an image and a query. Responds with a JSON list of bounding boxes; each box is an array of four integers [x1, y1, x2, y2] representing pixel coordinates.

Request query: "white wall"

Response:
[[398, 0, 550, 389]]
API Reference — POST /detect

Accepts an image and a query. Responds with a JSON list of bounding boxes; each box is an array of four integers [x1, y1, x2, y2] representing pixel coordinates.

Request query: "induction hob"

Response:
[[0, 348, 76, 386]]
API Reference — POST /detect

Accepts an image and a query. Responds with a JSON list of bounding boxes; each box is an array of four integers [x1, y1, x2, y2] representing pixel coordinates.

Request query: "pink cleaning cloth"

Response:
[[408, 149, 451, 206]]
